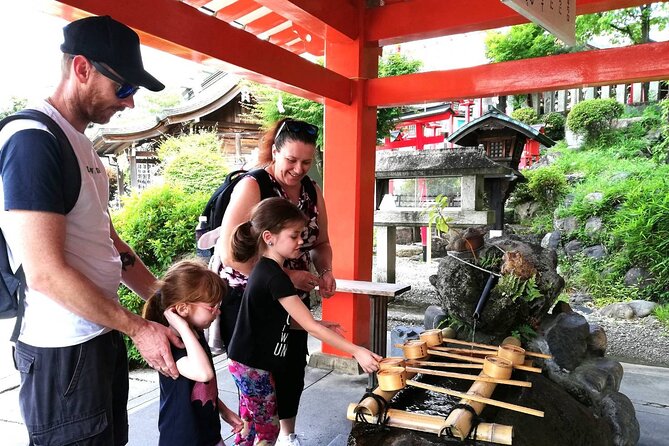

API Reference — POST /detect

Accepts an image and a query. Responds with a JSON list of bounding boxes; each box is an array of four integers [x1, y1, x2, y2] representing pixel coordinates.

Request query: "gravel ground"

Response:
[[316, 251, 669, 367]]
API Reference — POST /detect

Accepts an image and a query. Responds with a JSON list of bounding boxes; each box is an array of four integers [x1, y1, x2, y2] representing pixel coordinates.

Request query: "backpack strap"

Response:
[[0, 109, 77, 342], [245, 168, 276, 199], [246, 168, 318, 205]]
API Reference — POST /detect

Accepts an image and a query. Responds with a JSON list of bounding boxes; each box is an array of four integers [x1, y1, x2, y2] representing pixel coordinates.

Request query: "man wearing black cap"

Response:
[[0, 16, 181, 445]]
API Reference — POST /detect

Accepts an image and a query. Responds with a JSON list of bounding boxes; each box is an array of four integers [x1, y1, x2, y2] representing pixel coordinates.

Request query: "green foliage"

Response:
[[510, 324, 537, 344], [113, 184, 208, 272], [610, 176, 669, 303], [242, 81, 325, 148], [496, 274, 542, 303], [514, 167, 568, 209], [157, 130, 229, 194], [654, 304, 669, 330], [511, 107, 538, 125], [560, 256, 639, 306], [485, 24, 566, 62], [427, 194, 452, 234], [566, 99, 624, 141], [0, 96, 27, 119], [118, 286, 146, 367], [542, 112, 566, 141], [654, 99, 669, 163], [244, 52, 421, 143], [576, 4, 669, 45], [478, 251, 504, 270], [112, 185, 209, 367]]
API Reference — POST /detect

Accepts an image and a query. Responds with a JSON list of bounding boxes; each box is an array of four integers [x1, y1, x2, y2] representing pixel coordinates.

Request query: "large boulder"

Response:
[[429, 235, 564, 336]]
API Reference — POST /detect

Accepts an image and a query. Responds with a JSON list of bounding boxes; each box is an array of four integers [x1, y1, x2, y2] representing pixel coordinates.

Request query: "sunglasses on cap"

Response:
[[275, 119, 319, 141], [90, 60, 139, 99]]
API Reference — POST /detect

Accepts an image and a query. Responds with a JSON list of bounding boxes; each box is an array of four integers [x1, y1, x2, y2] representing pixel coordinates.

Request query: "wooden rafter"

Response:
[[54, 0, 352, 104], [256, 0, 358, 41]]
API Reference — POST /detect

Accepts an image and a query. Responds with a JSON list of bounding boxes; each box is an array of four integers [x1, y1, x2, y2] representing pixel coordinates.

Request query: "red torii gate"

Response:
[[48, 0, 669, 360]]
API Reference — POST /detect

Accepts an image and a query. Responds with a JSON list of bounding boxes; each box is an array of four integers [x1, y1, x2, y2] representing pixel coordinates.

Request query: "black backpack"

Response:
[[196, 168, 317, 258], [0, 109, 77, 342]]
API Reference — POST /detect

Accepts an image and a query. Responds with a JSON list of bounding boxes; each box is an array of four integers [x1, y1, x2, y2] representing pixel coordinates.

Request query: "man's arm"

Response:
[[4, 209, 180, 377]]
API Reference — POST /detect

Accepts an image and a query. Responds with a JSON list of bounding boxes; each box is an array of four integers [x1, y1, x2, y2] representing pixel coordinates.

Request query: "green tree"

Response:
[[576, 4, 669, 45], [486, 5, 669, 64], [157, 129, 230, 194], [245, 52, 422, 143], [485, 24, 567, 63], [0, 97, 28, 119]]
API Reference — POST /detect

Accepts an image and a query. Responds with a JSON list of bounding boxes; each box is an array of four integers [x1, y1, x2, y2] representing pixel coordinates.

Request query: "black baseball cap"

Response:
[[60, 15, 165, 92]]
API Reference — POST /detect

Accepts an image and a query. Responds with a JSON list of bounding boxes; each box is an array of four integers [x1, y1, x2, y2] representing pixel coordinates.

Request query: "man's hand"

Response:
[[285, 269, 319, 292], [318, 270, 336, 298], [131, 319, 183, 379]]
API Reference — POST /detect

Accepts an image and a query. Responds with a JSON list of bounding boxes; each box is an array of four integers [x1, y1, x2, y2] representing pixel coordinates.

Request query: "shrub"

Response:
[[158, 130, 229, 194], [112, 184, 210, 367], [566, 98, 624, 140], [525, 167, 568, 208], [511, 107, 538, 125], [542, 112, 566, 141], [114, 184, 209, 271]]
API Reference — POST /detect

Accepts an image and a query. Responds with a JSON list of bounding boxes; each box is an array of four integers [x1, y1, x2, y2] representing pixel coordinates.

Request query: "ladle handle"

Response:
[[406, 379, 544, 417]]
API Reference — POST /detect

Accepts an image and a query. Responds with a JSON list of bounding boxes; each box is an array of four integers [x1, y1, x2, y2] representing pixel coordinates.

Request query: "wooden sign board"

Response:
[[501, 0, 576, 45]]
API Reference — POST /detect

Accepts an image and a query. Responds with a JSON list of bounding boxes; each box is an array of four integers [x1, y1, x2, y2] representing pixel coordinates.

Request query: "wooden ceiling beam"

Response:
[[256, 0, 359, 41], [366, 0, 669, 46], [53, 0, 352, 104], [367, 41, 669, 106]]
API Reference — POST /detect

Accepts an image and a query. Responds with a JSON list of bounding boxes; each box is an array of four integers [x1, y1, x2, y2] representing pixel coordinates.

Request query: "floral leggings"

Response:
[[228, 360, 280, 445]]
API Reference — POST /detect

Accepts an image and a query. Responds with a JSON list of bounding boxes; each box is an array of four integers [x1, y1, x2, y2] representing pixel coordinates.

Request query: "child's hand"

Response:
[[353, 347, 382, 374], [163, 307, 189, 334], [319, 320, 345, 337], [219, 404, 243, 433]]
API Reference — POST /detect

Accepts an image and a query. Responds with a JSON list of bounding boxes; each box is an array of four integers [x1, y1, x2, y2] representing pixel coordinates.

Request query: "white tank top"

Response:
[[0, 100, 122, 347]]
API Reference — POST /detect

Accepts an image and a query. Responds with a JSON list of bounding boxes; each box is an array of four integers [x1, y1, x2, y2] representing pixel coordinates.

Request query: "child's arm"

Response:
[[279, 296, 381, 373], [163, 308, 214, 382], [217, 398, 243, 434]]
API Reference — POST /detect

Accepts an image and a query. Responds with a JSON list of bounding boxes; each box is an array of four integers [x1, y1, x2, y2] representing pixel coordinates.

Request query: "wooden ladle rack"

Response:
[[348, 329, 552, 445]]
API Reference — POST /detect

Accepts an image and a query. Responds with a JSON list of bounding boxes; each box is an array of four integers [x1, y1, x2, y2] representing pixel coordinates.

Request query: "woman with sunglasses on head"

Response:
[[211, 118, 336, 446], [143, 259, 243, 445]]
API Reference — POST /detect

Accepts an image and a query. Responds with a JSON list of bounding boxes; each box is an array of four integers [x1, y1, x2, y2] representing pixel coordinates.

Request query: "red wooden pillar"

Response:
[[321, 2, 380, 356]]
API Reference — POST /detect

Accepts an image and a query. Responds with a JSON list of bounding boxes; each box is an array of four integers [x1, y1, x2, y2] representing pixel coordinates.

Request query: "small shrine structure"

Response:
[[447, 107, 555, 230]]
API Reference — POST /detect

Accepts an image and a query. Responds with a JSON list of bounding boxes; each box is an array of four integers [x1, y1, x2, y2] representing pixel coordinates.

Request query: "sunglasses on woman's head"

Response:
[[275, 119, 319, 140], [90, 60, 139, 99]]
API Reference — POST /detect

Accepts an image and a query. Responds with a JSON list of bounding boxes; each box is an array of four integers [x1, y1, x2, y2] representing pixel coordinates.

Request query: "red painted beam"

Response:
[[366, 0, 668, 46], [54, 0, 352, 104], [215, 0, 260, 22], [256, 0, 359, 41], [367, 41, 669, 106]]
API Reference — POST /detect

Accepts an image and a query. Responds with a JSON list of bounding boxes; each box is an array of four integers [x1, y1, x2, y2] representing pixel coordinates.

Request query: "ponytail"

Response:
[[143, 289, 168, 326], [231, 221, 261, 263]]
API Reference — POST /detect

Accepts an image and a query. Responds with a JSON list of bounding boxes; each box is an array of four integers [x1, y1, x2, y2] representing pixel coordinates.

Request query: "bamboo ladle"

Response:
[[440, 337, 552, 359], [428, 349, 543, 373], [406, 379, 544, 418], [404, 365, 532, 388], [405, 359, 484, 370]]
